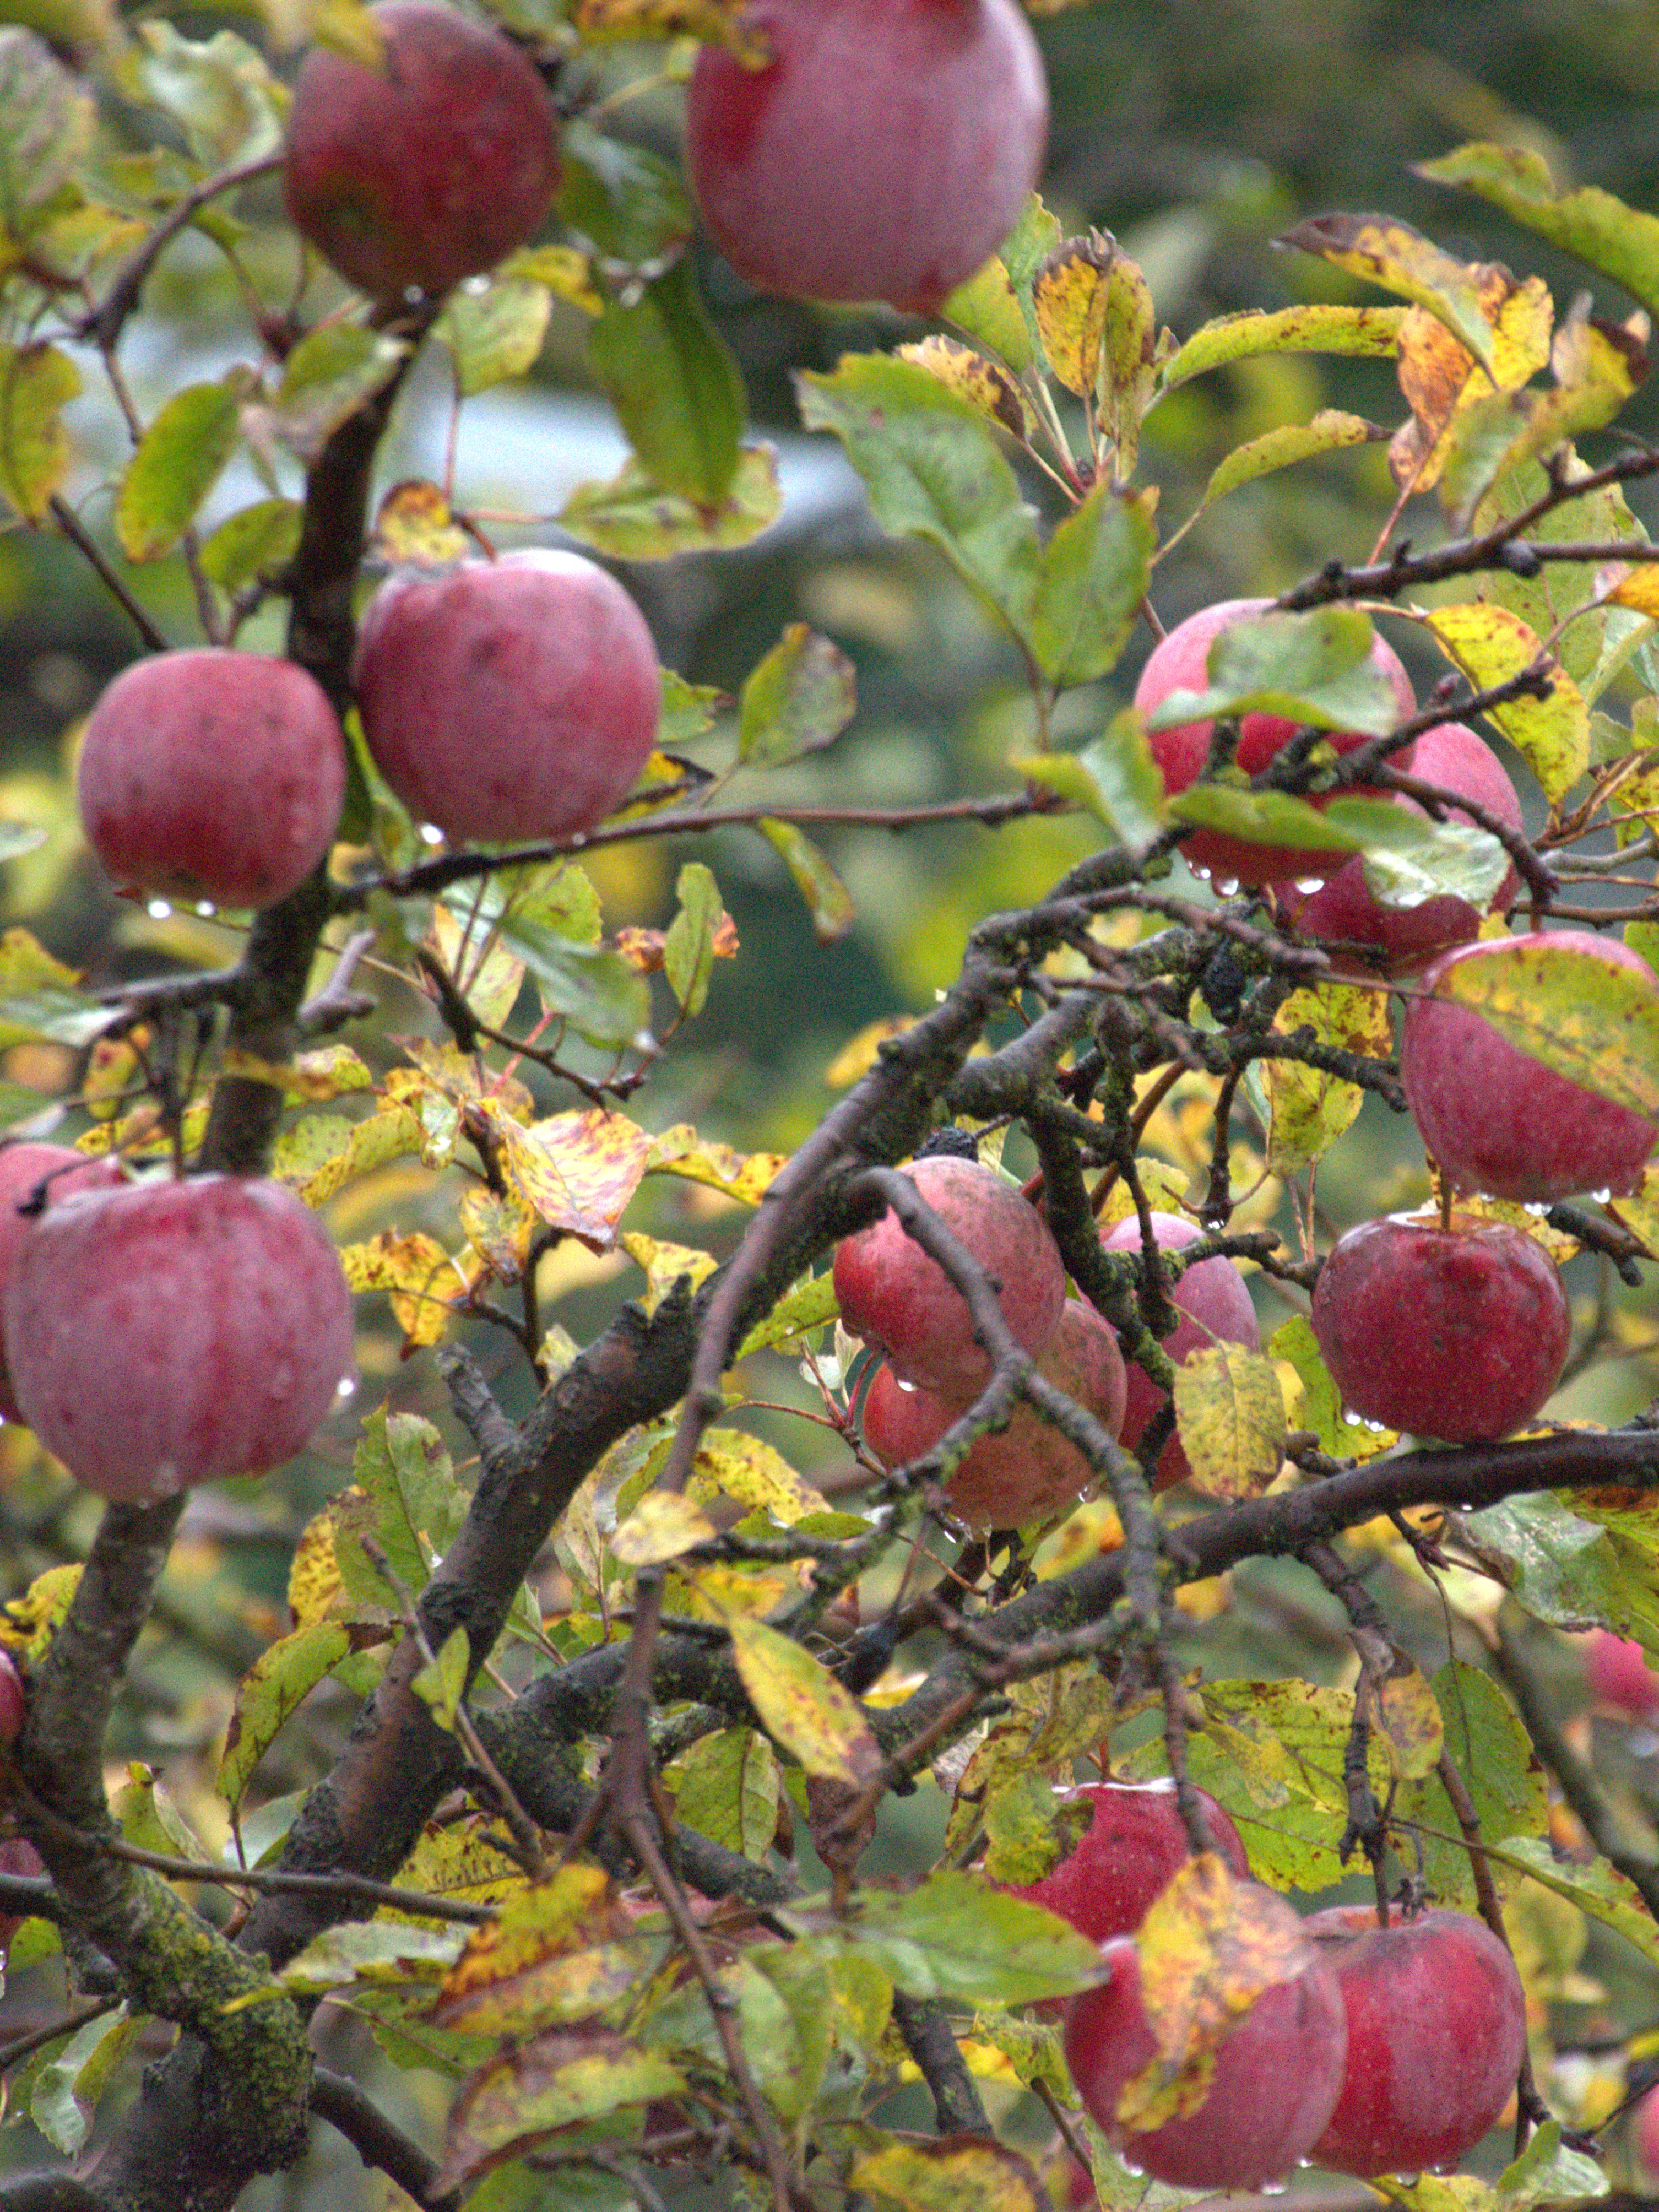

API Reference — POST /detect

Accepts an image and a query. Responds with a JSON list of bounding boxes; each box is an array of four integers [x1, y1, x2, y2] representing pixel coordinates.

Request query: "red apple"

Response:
[[685, 0, 1049, 316], [0, 1835, 46, 1956], [1005, 1779, 1249, 1945], [861, 1297, 1127, 1530], [4, 1175, 356, 1504], [1064, 1891, 1348, 2191], [1631, 2084, 1659, 2184], [1306, 1905, 1526, 2178], [1400, 931, 1659, 1202], [1102, 1212, 1260, 1491], [77, 650, 346, 912], [1310, 1212, 1568, 1444], [1581, 1630, 1659, 1720], [354, 550, 662, 845], [284, 0, 560, 300], [0, 1144, 126, 1422], [1132, 599, 1417, 887], [834, 1154, 1066, 1397], [0, 1651, 23, 1745], [1280, 722, 1522, 973]]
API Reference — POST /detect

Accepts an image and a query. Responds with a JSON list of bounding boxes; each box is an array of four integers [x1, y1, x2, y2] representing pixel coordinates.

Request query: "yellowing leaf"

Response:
[[436, 2027, 687, 2190], [1198, 409, 1382, 512], [1033, 232, 1114, 396], [1416, 603, 1587, 800], [724, 1611, 881, 1786], [610, 1490, 718, 1566], [1266, 982, 1394, 1173], [1387, 273, 1553, 494], [851, 2140, 1046, 2212], [1170, 1343, 1287, 1499], [1368, 1667, 1445, 1782], [620, 1232, 718, 1313], [0, 341, 79, 522], [370, 478, 471, 567], [0, 1563, 82, 1661], [647, 1126, 786, 1207], [339, 1229, 458, 1349], [218, 1621, 356, 1814], [1280, 214, 1503, 373], [1432, 934, 1659, 1119], [429, 1864, 639, 2035], [689, 1428, 832, 1525], [501, 1107, 658, 1248], [895, 335, 1026, 435]]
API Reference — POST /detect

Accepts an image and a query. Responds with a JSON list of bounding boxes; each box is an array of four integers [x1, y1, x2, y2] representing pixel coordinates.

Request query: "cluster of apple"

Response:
[[836, 1147, 1259, 1525], [1142, 597, 1659, 1446], [1005, 1778, 1527, 2192]]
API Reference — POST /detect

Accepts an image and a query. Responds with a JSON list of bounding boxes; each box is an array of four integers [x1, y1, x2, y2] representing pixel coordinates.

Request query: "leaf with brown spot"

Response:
[[429, 1865, 642, 2036], [724, 1610, 882, 1786], [1280, 214, 1504, 372], [1033, 231, 1114, 396], [896, 335, 1027, 437], [435, 2025, 687, 2191], [851, 2138, 1047, 2212], [370, 479, 470, 568], [338, 1230, 459, 1349]]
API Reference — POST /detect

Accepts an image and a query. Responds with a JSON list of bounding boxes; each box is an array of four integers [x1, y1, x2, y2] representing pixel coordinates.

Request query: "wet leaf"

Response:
[[557, 443, 781, 560], [436, 277, 551, 397], [800, 1874, 1102, 2008], [430, 1865, 640, 2036], [1270, 1315, 1397, 1460], [589, 259, 742, 504], [1266, 980, 1394, 1173]]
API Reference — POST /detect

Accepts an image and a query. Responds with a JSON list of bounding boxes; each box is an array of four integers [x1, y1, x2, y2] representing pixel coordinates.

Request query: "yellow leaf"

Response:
[[339, 1230, 458, 1349], [499, 1108, 657, 1249], [851, 2140, 1046, 2212], [610, 1491, 718, 1566], [620, 1232, 718, 1314], [1170, 1344, 1288, 1499], [896, 335, 1026, 435], [430, 1864, 639, 2036], [1417, 602, 1587, 800], [723, 1611, 881, 1786], [1033, 232, 1114, 396], [1433, 934, 1659, 1118], [688, 1428, 831, 1525], [1368, 1668, 1445, 1782], [370, 479, 470, 568]]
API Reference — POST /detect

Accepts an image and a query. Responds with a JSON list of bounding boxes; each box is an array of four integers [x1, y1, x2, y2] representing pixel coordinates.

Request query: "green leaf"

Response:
[[436, 278, 552, 396], [1490, 1834, 1659, 1971], [1394, 1663, 1548, 1910], [412, 1627, 470, 1731], [135, 22, 283, 168], [1158, 302, 1407, 393], [278, 1920, 465, 1997], [30, 2010, 142, 2156], [1029, 482, 1157, 687], [557, 115, 694, 266], [1145, 605, 1408, 739], [1269, 1314, 1397, 1460], [662, 859, 722, 1017], [557, 443, 781, 560], [588, 259, 742, 503], [115, 382, 240, 561], [802, 1874, 1103, 2009], [756, 817, 855, 941], [1194, 408, 1382, 512], [609, 1489, 717, 1566], [1420, 140, 1659, 321], [1432, 934, 1659, 1119], [724, 1611, 880, 1786], [270, 326, 409, 463], [796, 353, 1042, 648], [668, 1727, 780, 1861], [218, 1622, 356, 1815], [1320, 798, 1511, 912], [497, 917, 653, 1050], [1170, 784, 1368, 858], [0, 27, 93, 230], [437, 2030, 687, 2188], [733, 1269, 839, 1359], [1495, 2120, 1609, 2211], [0, 342, 80, 523], [1170, 1342, 1287, 1497], [198, 497, 302, 592], [739, 625, 858, 767]]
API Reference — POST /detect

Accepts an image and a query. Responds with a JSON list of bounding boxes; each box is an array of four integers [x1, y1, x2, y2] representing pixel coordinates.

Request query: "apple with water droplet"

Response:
[[1005, 1778, 1249, 1944]]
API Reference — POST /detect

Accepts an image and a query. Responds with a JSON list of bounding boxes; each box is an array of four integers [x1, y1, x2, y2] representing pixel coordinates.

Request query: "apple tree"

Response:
[[3, 2, 1659, 2209]]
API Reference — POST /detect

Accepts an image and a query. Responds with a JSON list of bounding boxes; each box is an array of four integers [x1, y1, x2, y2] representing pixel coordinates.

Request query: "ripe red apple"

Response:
[[0, 1650, 23, 1745], [284, 0, 560, 300], [685, 0, 1049, 316], [834, 1154, 1066, 1397], [354, 550, 662, 845], [1280, 722, 1522, 973], [4, 1175, 356, 1504], [1005, 1779, 1249, 1945], [77, 650, 346, 912], [1305, 1905, 1526, 2178], [1631, 2084, 1659, 2184], [861, 1296, 1127, 1529], [1102, 1212, 1260, 1491], [1400, 931, 1659, 1202], [1132, 599, 1417, 887], [1581, 1630, 1659, 1720], [1063, 1890, 1348, 2191], [1310, 1212, 1568, 1444], [0, 1144, 126, 1423], [0, 1835, 46, 1957]]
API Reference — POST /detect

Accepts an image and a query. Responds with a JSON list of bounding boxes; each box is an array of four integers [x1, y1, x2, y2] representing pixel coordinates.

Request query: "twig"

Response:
[[98, 1835, 496, 1924], [310, 2068, 460, 2212]]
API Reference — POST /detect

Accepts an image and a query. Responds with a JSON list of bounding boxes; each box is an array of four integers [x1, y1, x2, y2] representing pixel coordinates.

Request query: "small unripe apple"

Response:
[[78, 650, 346, 911], [5, 1175, 355, 1504], [0, 1144, 126, 1423], [1281, 722, 1522, 973], [1310, 1211, 1568, 1444], [1306, 1905, 1527, 2178], [861, 1296, 1126, 1530], [1581, 1629, 1659, 1720], [1005, 1779, 1249, 1945], [1132, 599, 1417, 887], [1400, 931, 1659, 1202], [685, 0, 1049, 316], [1064, 1890, 1348, 2191], [834, 1154, 1066, 1397], [1102, 1212, 1259, 1490], [284, 0, 560, 300], [354, 550, 662, 845]]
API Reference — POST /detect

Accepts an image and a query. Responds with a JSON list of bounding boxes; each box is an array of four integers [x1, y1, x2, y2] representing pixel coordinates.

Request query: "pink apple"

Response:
[[0, 1835, 45, 1957], [1631, 2084, 1659, 2184], [77, 650, 346, 911], [354, 550, 662, 845], [834, 1154, 1066, 1397], [1400, 931, 1659, 1202], [1064, 1891, 1348, 2191], [861, 1296, 1126, 1529], [1281, 722, 1522, 973], [5, 1175, 356, 1503], [1581, 1630, 1659, 1720], [1132, 598, 1417, 886], [1102, 1212, 1259, 1490], [1005, 1779, 1249, 1945], [1306, 1905, 1526, 2178], [685, 0, 1049, 316], [0, 1144, 126, 1423], [1310, 1211, 1568, 1444], [284, 0, 560, 300]]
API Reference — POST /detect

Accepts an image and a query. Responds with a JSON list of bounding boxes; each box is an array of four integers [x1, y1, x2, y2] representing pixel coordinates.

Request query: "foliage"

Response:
[[2, 6, 1659, 2211]]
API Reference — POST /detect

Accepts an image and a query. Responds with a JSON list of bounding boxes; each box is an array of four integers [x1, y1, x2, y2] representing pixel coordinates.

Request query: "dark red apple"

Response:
[[1280, 722, 1522, 973], [0, 1651, 23, 1745], [1306, 1905, 1526, 2178], [77, 650, 345, 911], [861, 1296, 1127, 1530], [834, 1154, 1066, 1397], [685, 0, 1049, 316], [1063, 1891, 1348, 2191], [1005, 1779, 1249, 1945], [0, 1835, 46, 1956], [1132, 598, 1417, 887], [1310, 1212, 1568, 1444], [354, 550, 662, 845], [1581, 1630, 1659, 1721], [1102, 1212, 1260, 1491], [284, 0, 560, 300], [4, 1175, 355, 1504], [0, 1143, 126, 1423], [1400, 931, 1659, 1202]]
